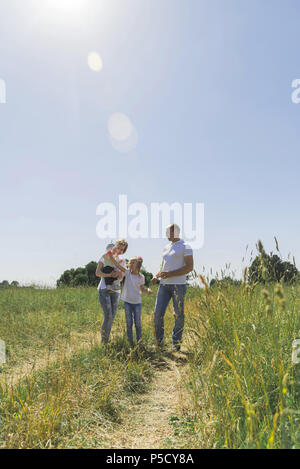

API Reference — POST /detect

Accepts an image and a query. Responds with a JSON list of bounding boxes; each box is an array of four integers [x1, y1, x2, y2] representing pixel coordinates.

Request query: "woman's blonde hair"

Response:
[[115, 239, 128, 253]]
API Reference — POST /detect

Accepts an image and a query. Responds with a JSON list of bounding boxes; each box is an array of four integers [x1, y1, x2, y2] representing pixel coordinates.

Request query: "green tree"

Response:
[[210, 277, 242, 288], [85, 261, 98, 287], [72, 273, 89, 287], [57, 262, 104, 287], [10, 281, 19, 287], [57, 269, 75, 287], [57, 261, 154, 288], [248, 240, 299, 284], [140, 268, 153, 287], [0, 280, 9, 288]]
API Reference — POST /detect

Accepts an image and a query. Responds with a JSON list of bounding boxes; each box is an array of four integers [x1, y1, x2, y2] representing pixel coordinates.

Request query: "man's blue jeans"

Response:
[[98, 289, 120, 344], [154, 284, 187, 346], [124, 302, 142, 346]]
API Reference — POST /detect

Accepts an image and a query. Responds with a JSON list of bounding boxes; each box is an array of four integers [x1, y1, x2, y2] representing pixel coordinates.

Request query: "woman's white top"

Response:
[[97, 255, 125, 291]]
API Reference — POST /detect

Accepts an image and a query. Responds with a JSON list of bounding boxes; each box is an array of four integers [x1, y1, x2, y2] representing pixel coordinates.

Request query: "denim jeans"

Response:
[[124, 302, 142, 346], [98, 288, 120, 344], [154, 284, 187, 346]]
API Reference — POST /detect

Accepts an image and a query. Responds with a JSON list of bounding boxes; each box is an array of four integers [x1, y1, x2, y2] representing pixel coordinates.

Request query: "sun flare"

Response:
[[46, 0, 86, 13]]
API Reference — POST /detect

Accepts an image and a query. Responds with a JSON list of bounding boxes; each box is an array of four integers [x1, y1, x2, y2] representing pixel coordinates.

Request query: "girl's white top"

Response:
[[121, 269, 145, 304]]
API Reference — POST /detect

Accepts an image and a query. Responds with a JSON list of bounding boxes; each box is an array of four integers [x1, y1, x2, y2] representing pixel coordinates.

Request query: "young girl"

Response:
[[107, 252, 152, 346]]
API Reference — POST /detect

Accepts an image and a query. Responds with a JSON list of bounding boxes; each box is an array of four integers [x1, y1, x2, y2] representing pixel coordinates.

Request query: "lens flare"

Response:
[[88, 52, 103, 72], [108, 113, 133, 141], [47, 0, 85, 13], [108, 113, 138, 153]]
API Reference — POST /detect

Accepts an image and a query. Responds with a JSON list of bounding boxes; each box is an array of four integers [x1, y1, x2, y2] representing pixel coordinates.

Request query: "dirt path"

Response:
[[102, 356, 190, 449], [1, 335, 192, 449]]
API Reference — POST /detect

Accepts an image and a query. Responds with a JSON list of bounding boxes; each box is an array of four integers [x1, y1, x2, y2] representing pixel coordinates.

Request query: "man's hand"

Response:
[[111, 271, 119, 278], [152, 271, 162, 285], [160, 271, 170, 279]]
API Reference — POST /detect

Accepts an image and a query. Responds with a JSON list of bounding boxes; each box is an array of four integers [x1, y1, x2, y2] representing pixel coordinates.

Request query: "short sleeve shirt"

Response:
[[120, 269, 145, 304], [97, 255, 125, 291], [160, 239, 193, 285]]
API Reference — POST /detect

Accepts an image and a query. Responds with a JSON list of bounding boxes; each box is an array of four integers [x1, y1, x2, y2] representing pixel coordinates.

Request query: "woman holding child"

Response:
[[96, 238, 152, 347], [96, 239, 128, 344], [107, 253, 152, 347]]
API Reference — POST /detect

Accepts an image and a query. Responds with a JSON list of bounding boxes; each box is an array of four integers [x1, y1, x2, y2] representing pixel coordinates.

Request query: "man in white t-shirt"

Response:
[[152, 224, 194, 351]]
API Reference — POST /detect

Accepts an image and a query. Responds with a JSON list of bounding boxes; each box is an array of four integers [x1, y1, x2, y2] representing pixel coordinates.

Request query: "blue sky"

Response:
[[1, 0, 300, 286]]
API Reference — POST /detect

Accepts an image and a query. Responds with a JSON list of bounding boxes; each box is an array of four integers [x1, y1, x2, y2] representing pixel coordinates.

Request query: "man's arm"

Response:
[[160, 255, 194, 279]]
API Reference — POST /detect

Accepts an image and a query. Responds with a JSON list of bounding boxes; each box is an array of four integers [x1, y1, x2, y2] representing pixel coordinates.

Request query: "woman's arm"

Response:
[[107, 252, 126, 273], [95, 261, 119, 278]]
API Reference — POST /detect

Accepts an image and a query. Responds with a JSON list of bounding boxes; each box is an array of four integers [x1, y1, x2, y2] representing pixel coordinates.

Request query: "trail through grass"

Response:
[[101, 352, 191, 449], [0, 284, 299, 448]]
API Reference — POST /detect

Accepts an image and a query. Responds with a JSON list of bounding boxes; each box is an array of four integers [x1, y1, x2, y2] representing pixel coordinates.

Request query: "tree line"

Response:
[[57, 261, 154, 287], [210, 239, 299, 287], [0, 280, 19, 288]]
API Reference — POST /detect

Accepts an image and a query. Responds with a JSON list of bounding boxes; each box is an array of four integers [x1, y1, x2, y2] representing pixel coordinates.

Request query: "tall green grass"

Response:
[[0, 343, 154, 448], [184, 282, 300, 448], [0, 287, 101, 365], [0, 286, 165, 448], [1, 283, 299, 448], [0, 286, 158, 366]]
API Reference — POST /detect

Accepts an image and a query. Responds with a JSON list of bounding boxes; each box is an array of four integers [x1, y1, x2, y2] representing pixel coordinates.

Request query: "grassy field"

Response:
[[0, 283, 299, 448]]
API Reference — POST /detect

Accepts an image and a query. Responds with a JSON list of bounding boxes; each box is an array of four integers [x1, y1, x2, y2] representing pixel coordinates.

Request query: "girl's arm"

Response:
[[140, 285, 152, 295], [107, 252, 126, 273]]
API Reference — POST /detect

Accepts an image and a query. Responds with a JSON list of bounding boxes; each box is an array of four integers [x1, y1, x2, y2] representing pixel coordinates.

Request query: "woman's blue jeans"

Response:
[[154, 284, 187, 346], [124, 302, 142, 346], [98, 289, 120, 344]]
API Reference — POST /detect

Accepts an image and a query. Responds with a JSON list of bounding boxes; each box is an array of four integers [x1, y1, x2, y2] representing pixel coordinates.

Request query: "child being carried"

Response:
[[101, 243, 123, 294]]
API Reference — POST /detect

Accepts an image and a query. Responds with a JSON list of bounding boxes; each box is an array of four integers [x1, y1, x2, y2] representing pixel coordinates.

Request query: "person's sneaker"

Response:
[[172, 344, 181, 352]]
